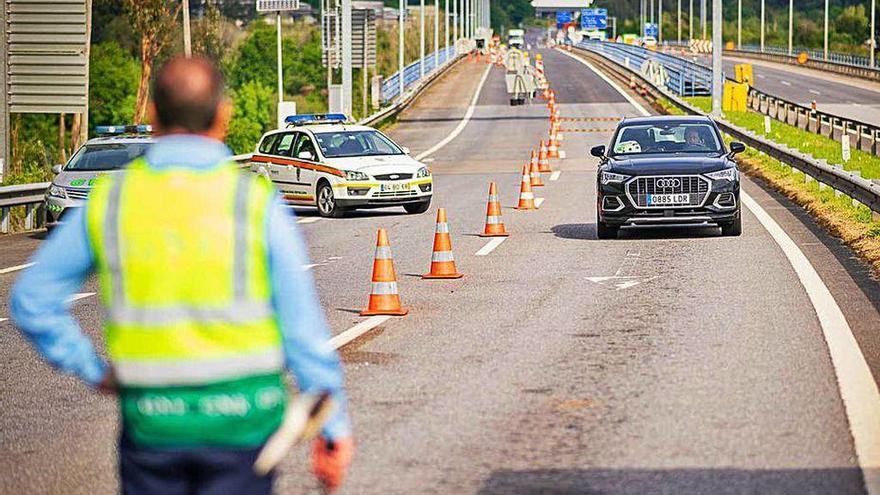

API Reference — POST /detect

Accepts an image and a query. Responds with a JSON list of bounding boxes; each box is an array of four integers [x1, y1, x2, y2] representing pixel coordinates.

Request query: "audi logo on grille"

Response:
[[655, 178, 681, 188]]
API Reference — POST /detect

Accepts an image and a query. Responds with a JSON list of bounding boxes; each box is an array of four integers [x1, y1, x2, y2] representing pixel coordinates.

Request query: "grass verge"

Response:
[[659, 95, 880, 275]]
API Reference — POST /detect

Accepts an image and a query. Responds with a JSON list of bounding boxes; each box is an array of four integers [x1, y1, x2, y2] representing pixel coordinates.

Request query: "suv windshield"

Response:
[[65, 143, 152, 171], [611, 122, 722, 156], [314, 131, 403, 158]]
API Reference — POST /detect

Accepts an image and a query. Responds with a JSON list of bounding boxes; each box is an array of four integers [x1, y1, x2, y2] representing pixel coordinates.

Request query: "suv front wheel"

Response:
[[316, 182, 346, 218]]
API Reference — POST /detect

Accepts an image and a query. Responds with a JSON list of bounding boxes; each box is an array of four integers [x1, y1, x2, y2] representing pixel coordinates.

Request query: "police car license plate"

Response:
[[647, 193, 689, 205], [381, 183, 410, 192]]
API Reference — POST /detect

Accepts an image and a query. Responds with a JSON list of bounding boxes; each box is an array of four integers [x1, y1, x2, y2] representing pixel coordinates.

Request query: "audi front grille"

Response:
[[625, 175, 711, 208]]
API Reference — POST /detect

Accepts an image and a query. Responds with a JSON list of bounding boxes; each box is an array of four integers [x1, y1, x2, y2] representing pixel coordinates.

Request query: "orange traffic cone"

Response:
[[538, 140, 552, 173], [516, 164, 537, 210], [423, 208, 463, 279], [529, 151, 545, 187], [480, 182, 509, 237], [548, 130, 560, 159], [361, 229, 408, 316]]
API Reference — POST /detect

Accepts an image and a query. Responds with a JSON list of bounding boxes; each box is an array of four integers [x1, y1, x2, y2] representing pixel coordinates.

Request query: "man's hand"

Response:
[[311, 436, 354, 492], [96, 371, 117, 395]]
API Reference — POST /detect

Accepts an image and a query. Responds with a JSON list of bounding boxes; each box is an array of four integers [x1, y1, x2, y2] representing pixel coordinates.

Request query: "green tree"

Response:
[[227, 80, 277, 154], [88, 41, 140, 131]]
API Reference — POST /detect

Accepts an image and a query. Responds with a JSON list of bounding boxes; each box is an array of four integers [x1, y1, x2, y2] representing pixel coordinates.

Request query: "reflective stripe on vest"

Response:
[[115, 348, 284, 387]]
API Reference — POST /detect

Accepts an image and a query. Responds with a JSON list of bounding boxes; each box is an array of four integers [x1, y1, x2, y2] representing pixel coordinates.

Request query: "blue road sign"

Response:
[[556, 11, 573, 29], [645, 23, 658, 37], [581, 8, 607, 30]]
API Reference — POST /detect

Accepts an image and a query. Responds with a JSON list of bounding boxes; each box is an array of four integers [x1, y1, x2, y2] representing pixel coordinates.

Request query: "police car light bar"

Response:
[[284, 114, 348, 127], [95, 125, 154, 135]]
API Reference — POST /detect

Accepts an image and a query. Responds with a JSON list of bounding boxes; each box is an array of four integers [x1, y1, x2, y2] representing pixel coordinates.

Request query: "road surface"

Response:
[[1, 47, 879, 494]]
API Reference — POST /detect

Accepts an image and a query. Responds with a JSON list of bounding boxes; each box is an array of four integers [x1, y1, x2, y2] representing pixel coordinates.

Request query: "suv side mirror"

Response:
[[297, 150, 314, 161], [590, 145, 606, 158], [52, 164, 63, 174], [728, 142, 746, 156]]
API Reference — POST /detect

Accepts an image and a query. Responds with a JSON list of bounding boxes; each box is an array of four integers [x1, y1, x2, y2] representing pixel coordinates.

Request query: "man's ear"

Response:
[[211, 99, 233, 141]]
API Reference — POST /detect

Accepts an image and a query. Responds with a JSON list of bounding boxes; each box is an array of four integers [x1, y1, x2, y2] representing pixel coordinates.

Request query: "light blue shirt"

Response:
[[10, 134, 351, 440]]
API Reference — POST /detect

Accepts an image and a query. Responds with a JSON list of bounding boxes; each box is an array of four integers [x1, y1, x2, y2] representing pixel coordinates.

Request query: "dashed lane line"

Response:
[[67, 292, 96, 303], [535, 198, 545, 208], [328, 316, 392, 350], [0, 262, 35, 275], [550, 171, 561, 181], [297, 217, 321, 224], [809, 89, 822, 95], [581, 45, 880, 494], [475, 237, 506, 256], [415, 63, 493, 161], [780, 80, 792, 86]]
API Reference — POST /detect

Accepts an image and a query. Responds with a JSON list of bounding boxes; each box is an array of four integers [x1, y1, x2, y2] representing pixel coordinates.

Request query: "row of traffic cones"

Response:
[[361, 62, 563, 316]]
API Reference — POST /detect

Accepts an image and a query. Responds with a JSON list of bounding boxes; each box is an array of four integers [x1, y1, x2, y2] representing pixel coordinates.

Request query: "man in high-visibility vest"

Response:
[[10, 56, 353, 494]]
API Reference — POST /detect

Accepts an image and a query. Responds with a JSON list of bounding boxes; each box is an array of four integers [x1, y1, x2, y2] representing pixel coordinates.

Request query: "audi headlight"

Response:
[[600, 171, 631, 185], [705, 168, 738, 182], [344, 170, 370, 181], [416, 166, 431, 178], [48, 184, 67, 199]]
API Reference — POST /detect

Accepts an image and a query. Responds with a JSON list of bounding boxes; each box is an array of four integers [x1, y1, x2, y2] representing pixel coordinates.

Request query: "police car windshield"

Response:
[[611, 123, 722, 156], [314, 131, 403, 158], [65, 143, 152, 171]]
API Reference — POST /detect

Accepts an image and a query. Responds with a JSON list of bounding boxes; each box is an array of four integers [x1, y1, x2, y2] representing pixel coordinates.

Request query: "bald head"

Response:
[[151, 56, 226, 135]]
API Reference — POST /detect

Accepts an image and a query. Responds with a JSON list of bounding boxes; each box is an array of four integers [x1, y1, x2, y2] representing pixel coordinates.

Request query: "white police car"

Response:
[[249, 114, 433, 217], [44, 125, 154, 230]]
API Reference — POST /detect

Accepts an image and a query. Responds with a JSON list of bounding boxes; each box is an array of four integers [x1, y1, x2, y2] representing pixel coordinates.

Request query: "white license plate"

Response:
[[647, 193, 689, 205], [381, 183, 410, 192]]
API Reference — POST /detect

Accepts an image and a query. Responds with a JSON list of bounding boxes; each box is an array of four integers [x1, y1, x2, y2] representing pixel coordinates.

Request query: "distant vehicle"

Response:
[[591, 115, 745, 239], [508, 28, 525, 49], [44, 125, 154, 231], [250, 114, 432, 218], [579, 29, 605, 41], [641, 36, 658, 47]]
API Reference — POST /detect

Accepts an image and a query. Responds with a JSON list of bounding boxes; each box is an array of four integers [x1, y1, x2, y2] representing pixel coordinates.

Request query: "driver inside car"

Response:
[[685, 127, 705, 148]]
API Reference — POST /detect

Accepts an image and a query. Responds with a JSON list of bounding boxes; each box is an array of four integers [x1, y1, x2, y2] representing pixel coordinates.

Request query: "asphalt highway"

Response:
[[1, 47, 879, 494]]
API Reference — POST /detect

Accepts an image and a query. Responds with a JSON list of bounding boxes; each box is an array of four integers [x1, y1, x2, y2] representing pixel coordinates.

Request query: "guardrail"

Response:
[[568, 44, 880, 216], [381, 46, 458, 103], [576, 40, 713, 96], [0, 182, 50, 234]]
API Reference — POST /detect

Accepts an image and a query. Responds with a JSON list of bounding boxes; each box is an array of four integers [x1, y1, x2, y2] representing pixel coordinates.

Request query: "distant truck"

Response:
[[508, 29, 525, 49]]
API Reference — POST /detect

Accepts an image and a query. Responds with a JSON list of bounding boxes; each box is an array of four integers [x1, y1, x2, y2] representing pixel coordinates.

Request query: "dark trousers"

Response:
[[119, 434, 274, 495]]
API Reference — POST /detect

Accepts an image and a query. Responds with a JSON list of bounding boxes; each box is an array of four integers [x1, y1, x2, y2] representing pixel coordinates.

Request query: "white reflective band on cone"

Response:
[[371, 281, 399, 295], [435, 223, 450, 233], [115, 348, 284, 387], [485, 216, 502, 224], [374, 246, 393, 260], [488, 195, 499, 202], [520, 192, 535, 200], [521, 175, 530, 181], [431, 251, 455, 262]]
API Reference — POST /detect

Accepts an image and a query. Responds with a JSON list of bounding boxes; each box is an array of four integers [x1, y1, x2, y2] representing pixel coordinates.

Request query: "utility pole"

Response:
[[342, 0, 352, 118], [760, 0, 765, 52], [650, 0, 654, 27], [276, 11, 283, 105], [434, 0, 439, 66], [445, 0, 449, 52], [420, 0, 425, 77], [824, 0, 829, 60], [183, 0, 192, 57], [641, 0, 645, 38], [399, 0, 404, 98], [737, 0, 741, 48], [788, 0, 794, 55], [689, 0, 693, 40], [701, 0, 706, 40], [871, 0, 876, 67], [678, 0, 681, 42], [711, 0, 722, 116], [659, 0, 663, 43]]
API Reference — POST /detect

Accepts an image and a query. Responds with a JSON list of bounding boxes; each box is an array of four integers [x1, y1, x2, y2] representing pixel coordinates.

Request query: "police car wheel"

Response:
[[403, 199, 431, 214], [317, 182, 346, 218]]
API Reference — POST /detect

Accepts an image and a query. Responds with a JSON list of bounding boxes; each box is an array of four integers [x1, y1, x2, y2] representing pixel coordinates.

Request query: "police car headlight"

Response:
[[48, 184, 67, 199], [345, 170, 370, 181], [416, 166, 431, 178], [600, 171, 630, 185], [705, 168, 738, 182]]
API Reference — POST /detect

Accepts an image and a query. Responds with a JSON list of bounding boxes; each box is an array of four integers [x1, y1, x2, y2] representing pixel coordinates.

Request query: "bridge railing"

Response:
[[381, 46, 458, 103], [576, 40, 714, 97], [569, 44, 880, 216]]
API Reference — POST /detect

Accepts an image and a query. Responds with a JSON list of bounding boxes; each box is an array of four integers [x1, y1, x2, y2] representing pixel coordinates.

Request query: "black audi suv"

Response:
[[592, 115, 745, 239]]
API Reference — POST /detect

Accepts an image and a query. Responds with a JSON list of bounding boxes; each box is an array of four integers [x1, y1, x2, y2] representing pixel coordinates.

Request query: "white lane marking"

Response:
[[0, 262, 35, 275], [586, 275, 658, 291], [559, 150, 567, 159], [555, 48, 651, 116], [328, 315, 392, 350], [809, 89, 821, 95], [415, 63, 494, 161], [550, 171, 561, 181], [66, 292, 95, 303], [302, 264, 321, 271], [780, 80, 792, 86], [475, 237, 506, 256], [591, 54, 880, 493], [0, 318, 7, 323], [757, 74, 766, 79], [297, 217, 321, 224], [742, 193, 880, 494], [535, 197, 545, 207]]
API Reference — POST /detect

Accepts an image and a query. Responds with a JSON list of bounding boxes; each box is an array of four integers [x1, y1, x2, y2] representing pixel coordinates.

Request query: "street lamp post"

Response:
[[689, 0, 693, 40], [760, 0, 765, 52], [824, 0, 829, 60], [420, 0, 425, 77], [701, 0, 707, 40], [678, 0, 682, 43], [445, 0, 449, 52], [871, 0, 876, 67], [434, 0, 439, 67], [659, 0, 663, 44], [711, 0, 722, 116], [737, 0, 741, 48], [788, 0, 794, 55], [399, 0, 404, 98]]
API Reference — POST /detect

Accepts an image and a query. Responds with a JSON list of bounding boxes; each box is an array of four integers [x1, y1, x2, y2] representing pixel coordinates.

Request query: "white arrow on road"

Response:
[[586, 275, 658, 291]]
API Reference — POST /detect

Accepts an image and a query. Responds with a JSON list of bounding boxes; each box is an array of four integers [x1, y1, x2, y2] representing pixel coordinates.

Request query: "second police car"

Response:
[[249, 114, 432, 217]]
